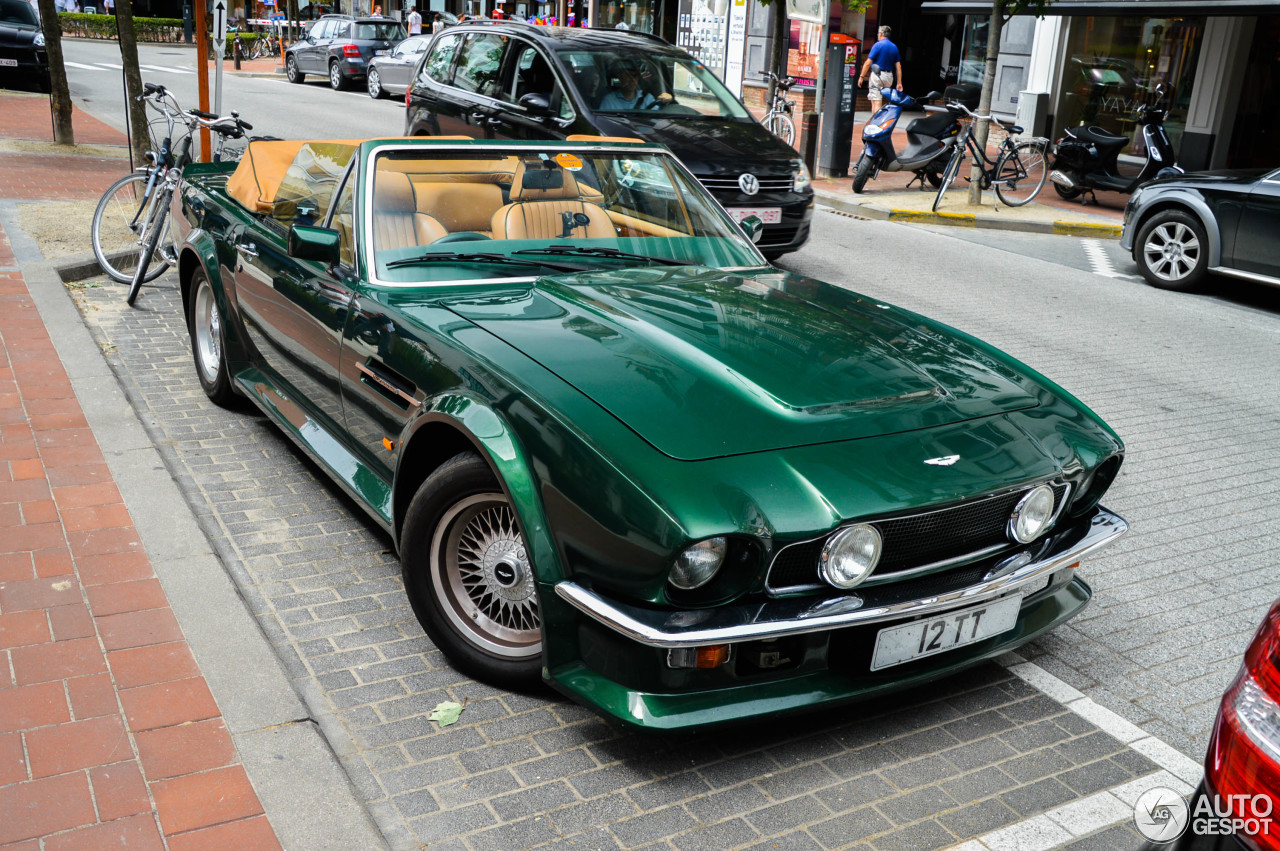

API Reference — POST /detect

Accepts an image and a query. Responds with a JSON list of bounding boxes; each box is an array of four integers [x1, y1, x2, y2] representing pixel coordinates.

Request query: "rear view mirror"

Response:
[[739, 215, 764, 244], [289, 225, 341, 264]]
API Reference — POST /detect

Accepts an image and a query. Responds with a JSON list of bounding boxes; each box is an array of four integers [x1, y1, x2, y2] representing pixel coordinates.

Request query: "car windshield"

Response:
[[1, 0, 39, 26], [557, 48, 749, 119], [353, 22, 404, 40], [367, 147, 763, 284]]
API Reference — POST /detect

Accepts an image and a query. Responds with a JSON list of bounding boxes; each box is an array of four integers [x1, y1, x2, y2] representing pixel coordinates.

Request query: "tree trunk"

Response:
[[768, 1, 786, 107], [967, 2, 1004, 205], [288, 0, 298, 42], [36, 0, 74, 144], [114, 0, 151, 166]]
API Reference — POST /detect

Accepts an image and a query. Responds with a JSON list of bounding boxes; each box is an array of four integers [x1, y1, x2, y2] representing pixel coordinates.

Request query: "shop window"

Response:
[[1055, 16, 1204, 160]]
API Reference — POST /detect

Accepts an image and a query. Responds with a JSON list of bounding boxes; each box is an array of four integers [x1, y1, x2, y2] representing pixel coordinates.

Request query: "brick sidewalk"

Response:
[[0, 204, 282, 847], [0, 93, 132, 203]]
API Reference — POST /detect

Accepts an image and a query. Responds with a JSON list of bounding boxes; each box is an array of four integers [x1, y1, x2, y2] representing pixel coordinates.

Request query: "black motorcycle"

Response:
[[1049, 83, 1183, 202]]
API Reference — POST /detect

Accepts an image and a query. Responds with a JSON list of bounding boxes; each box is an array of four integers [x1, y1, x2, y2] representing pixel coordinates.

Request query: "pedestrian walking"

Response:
[[857, 25, 904, 120], [407, 5, 421, 32]]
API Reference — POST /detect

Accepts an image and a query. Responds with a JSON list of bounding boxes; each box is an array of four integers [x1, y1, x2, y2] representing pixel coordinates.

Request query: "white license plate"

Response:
[[374, 49, 387, 55], [0, 59, 18, 67], [728, 207, 781, 224], [870, 595, 1023, 671]]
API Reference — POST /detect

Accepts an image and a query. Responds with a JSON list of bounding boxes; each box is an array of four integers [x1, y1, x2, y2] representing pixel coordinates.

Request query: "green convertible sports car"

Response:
[[171, 136, 1127, 730]]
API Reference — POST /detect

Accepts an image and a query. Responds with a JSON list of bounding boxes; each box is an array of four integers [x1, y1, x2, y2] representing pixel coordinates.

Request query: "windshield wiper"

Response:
[[512, 245, 695, 267], [385, 251, 585, 273]]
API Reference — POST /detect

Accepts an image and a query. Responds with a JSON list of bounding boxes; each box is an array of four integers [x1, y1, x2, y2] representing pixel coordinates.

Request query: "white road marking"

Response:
[[64, 61, 100, 70], [141, 64, 193, 74], [939, 653, 1206, 849], [1082, 237, 1137, 280], [95, 62, 124, 69]]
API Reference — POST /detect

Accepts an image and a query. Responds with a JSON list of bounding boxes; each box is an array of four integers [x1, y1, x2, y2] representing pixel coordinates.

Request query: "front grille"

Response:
[[757, 226, 801, 248], [698, 175, 795, 193], [766, 483, 1070, 593]]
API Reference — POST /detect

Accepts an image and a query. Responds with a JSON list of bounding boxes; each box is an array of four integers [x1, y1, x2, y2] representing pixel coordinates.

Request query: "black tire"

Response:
[[91, 172, 169, 285], [187, 267, 236, 406], [1134, 209, 1208, 292], [852, 154, 873, 194], [126, 190, 170, 306], [286, 54, 303, 83], [932, 136, 966, 213], [994, 141, 1048, 207], [925, 169, 943, 189], [329, 60, 347, 91], [401, 452, 543, 689], [1052, 175, 1083, 200], [367, 67, 384, 99]]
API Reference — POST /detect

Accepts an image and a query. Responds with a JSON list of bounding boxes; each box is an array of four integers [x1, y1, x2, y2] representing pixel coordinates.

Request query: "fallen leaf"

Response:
[[429, 700, 464, 727]]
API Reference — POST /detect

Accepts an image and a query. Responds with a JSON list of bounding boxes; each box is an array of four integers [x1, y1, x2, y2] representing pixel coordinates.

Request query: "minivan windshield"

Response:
[[557, 48, 750, 119], [367, 147, 763, 284]]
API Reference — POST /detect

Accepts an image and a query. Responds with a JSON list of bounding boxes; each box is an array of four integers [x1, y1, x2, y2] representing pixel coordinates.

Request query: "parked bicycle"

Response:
[[930, 103, 1049, 212], [89, 83, 252, 305], [249, 31, 281, 60], [758, 71, 797, 147]]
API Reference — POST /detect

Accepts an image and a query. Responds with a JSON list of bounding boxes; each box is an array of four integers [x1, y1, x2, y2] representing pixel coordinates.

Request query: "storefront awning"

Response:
[[921, 0, 1280, 14]]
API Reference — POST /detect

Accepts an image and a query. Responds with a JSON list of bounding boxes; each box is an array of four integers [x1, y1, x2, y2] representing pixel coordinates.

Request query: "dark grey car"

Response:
[[366, 33, 431, 100], [285, 14, 405, 91]]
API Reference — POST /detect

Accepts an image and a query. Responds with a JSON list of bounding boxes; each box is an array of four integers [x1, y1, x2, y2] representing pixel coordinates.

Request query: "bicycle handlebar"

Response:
[[947, 101, 1008, 131]]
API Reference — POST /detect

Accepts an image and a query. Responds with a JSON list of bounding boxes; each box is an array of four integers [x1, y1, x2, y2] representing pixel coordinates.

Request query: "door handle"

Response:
[[238, 240, 259, 257], [470, 111, 488, 123]]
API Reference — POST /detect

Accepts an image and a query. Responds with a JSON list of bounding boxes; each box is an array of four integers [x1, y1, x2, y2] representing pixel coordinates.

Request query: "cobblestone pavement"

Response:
[[787, 211, 1280, 761], [61, 266, 1171, 850]]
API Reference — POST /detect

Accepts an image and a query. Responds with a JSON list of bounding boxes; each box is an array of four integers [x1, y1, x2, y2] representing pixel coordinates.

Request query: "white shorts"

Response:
[[867, 70, 895, 100]]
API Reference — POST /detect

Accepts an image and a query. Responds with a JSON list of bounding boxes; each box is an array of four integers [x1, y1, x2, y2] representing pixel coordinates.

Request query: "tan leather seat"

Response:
[[412, 181, 504, 235], [491, 160, 615, 241], [372, 171, 446, 252]]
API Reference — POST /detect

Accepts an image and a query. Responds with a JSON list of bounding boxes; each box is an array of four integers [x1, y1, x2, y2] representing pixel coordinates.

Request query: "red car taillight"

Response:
[[1206, 600, 1280, 850], [405, 86, 411, 108], [343, 44, 362, 58]]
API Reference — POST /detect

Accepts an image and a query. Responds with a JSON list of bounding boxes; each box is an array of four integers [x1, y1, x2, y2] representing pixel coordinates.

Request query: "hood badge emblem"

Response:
[[924, 455, 960, 466], [738, 173, 760, 195]]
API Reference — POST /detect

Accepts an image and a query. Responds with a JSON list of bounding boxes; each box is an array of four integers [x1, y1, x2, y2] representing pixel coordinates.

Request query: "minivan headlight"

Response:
[[793, 160, 811, 192], [669, 537, 727, 590], [34, 31, 46, 47]]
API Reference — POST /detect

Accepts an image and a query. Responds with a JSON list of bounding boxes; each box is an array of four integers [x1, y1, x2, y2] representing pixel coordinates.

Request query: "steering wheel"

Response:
[[434, 232, 491, 244]]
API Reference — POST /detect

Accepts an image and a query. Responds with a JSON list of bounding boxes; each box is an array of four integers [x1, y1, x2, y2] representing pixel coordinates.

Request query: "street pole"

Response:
[[196, 0, 211, 160], [212, 0, 227, 143]]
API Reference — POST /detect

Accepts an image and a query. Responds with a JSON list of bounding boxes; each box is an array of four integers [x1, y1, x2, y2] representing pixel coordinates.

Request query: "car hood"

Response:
[[1150, 168, 1269, 188], [592, 114, 797, 176], [442, 267, 1041, 461], [0, 23, 40, 47]]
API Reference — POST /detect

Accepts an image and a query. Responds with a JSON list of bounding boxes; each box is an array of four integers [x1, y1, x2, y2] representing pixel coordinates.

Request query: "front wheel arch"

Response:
[[1129, 195, 1222, 268]]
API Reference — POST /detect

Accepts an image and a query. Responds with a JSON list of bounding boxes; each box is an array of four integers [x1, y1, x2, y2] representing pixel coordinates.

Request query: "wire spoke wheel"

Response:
[[995, 142, 1048, 207], [765, 112, 795, 146], [91, 172, 169, 285], [932, 133, 967, 213], [431, 493, 541, 657]]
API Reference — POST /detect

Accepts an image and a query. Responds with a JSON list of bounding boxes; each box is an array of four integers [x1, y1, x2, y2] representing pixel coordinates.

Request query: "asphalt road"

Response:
[[61, 38, 407, 148]]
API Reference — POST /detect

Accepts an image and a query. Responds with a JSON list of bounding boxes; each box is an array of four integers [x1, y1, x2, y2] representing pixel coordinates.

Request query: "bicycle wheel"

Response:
[[765, 112, 795, 146], [126, 188, 171, 306], [932, 135, 967, 213], [92, 172, 170, 285], [995, 141, 1048, 207]]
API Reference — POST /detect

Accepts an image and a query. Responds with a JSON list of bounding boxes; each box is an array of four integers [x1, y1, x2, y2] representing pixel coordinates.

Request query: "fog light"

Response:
[[1009, 485, 1056, 544], [819, 524, 881, 589], [669, 537, 726, 590], [667, 645, 732, 669]]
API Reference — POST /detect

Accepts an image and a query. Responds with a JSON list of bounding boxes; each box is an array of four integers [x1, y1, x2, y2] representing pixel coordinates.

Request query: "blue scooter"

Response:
[[853, 80, 958, 194]]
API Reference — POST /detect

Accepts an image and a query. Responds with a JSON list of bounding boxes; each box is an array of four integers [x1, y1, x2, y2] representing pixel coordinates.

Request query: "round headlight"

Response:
[[669, 537, 727, 590], [819, 524, 882, 589], [1010, 485, 1056, 543]]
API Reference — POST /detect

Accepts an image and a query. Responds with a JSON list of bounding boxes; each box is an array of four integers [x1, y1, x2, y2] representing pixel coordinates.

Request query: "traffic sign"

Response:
[[212, 0, 227, 52]]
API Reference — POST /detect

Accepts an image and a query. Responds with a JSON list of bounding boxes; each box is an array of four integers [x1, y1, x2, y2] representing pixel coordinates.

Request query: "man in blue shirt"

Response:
[[857, 25, 903, 119], [599, 61, 673, 111]]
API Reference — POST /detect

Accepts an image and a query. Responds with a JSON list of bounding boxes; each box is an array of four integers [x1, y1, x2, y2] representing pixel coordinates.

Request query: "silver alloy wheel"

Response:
[[330, 62, 342, 89], [429, 493, 541, 658], [1143, 220, 1201, 282], [286, 55, 298, 81], [193, 279, 222, 386], [367, 68, 381, 98]]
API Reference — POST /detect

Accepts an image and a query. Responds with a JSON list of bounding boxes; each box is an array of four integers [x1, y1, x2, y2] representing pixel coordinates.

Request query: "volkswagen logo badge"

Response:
[[738, 173, 760, 196]]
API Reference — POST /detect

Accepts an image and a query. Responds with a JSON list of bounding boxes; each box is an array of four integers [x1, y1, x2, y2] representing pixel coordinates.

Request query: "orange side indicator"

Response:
[[382, 438, 395, 451], [696, 645, 731, 669]]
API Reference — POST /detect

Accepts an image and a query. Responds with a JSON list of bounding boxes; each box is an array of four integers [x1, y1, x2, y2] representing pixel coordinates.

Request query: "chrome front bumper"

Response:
[[555, 508, 1128, 650]]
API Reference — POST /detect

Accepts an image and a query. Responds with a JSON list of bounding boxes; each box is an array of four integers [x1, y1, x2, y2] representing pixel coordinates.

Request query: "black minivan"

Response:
[[404, 23, 813, 258], [0, 0, 50, 93]]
